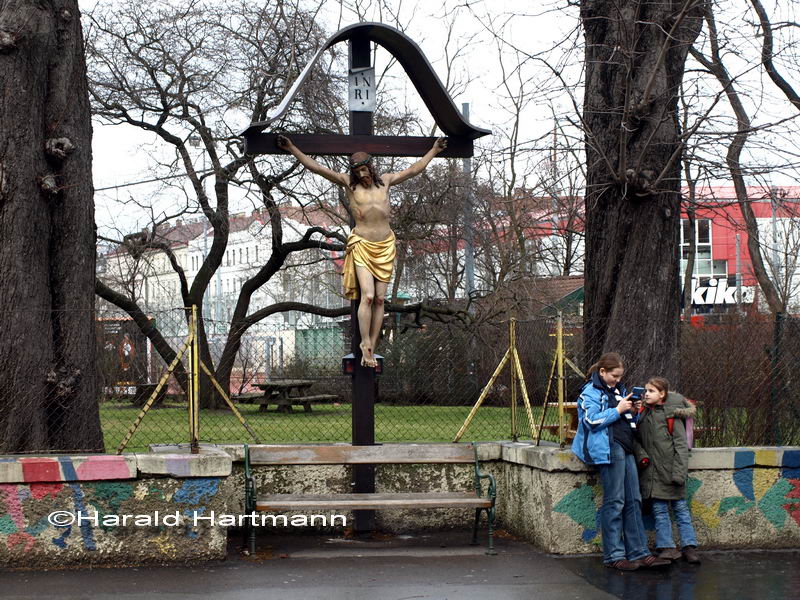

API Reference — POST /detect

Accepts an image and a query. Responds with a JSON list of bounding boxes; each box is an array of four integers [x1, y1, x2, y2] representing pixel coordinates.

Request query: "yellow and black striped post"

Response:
[[116, 337, 192, 454], [556, 312, 565, 443]]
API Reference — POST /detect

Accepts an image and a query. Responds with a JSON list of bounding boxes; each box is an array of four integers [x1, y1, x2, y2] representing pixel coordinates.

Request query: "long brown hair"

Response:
[[349, 152, 385, 190], [587, 352, 624, 377]]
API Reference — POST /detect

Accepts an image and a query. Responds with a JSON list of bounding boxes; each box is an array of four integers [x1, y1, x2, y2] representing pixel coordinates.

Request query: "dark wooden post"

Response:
[[348, 34, 376, 532]]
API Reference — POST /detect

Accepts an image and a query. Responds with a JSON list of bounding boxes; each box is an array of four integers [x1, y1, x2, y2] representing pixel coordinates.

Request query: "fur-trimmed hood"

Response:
[[665, 391, 696, 419]]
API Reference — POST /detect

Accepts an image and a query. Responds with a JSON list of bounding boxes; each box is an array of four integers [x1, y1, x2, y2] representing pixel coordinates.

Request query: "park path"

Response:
[[3, 531, 798, 599]]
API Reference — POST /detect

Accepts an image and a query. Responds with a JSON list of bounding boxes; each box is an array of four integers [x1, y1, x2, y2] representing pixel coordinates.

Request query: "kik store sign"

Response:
[[686, 278, 755, 306]]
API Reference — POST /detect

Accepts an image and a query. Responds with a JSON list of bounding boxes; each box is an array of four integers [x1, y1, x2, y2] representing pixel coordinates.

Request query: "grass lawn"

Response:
[[101, 402, 562, 453]]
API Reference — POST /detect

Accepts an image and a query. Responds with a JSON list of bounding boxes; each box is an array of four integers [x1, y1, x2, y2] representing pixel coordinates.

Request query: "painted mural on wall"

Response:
[[553, 449, 800, 544], [0, 456, 222, 560]]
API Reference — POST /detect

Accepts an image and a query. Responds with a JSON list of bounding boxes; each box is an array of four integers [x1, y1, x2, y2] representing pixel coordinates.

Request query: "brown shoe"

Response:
[[682, 546, 701, 564], [657, 548, 683, 561], [604, 559, 640, 571], [634, 554, 672, 568]]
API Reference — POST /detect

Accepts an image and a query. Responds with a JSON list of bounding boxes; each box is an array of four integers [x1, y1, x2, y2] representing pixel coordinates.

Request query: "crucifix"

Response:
[[276, 133, 447, 367], [241, 22, 489, 532]]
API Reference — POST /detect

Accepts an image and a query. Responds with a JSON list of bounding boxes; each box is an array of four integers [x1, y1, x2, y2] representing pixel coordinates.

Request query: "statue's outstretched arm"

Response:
[[386, 137, 447, 186], [277, 135, 348, 186]]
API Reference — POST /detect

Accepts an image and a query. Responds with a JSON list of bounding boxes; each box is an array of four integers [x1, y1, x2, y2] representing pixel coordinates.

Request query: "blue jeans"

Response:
[[597, 442, 649, 563], [652, 499, 698, 549]]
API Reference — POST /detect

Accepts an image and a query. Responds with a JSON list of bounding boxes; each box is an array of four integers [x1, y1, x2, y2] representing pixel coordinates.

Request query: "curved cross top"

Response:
[[241, 22, 490, 158]]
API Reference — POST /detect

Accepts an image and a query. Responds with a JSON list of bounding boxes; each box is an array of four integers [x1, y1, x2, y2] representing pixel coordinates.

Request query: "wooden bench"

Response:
[[242, 443, 497, 555], [233, 392, 339, 413]]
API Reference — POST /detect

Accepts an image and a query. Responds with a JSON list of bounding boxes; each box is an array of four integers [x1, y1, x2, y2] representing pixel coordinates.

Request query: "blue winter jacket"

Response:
[[571, 374, 630, 466]]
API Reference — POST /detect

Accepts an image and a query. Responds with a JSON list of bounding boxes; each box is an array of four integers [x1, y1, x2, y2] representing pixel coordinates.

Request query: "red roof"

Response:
[[688, 185, 800, 200]]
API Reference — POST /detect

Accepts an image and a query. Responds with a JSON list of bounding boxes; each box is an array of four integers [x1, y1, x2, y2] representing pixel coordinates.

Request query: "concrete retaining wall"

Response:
[[0, 448, 232, 568], [496, 443, 800, 554], [2, 442, 799, 568]]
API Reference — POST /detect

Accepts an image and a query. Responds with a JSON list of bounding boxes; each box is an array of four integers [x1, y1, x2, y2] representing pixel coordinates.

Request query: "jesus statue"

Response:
[[277, 135, 448, 367]]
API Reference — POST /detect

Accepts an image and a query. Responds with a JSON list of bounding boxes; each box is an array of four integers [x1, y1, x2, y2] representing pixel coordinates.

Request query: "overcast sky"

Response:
[[82, 0, 800, 236]]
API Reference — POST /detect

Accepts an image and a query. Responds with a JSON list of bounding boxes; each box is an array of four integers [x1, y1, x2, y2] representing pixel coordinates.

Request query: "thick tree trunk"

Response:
[[0, 1, 101, 452], [581, 0, 703, 385]]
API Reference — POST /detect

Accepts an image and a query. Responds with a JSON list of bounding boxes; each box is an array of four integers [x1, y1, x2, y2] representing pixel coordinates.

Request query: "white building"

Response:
[[98, 204, 349, 378]]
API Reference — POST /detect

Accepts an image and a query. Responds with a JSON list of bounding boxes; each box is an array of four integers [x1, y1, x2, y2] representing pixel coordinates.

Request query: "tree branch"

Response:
[[749, 0, 800, 113], [95, 279, 188, 391]]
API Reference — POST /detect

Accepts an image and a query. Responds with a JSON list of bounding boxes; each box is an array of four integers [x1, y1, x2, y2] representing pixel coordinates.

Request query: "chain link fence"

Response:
[[96, 308, 557, 452], [559, 312, 800, 448], [1, 305, 798, 453]]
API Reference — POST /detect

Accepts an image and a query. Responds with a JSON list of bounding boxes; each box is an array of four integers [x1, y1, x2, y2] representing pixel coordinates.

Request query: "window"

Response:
[[697, 220, 710, 244], [680, 218, 725, 278]]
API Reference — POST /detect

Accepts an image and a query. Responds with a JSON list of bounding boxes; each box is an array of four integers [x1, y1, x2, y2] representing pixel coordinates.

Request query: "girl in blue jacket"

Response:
[[571, 352, 669, 571]]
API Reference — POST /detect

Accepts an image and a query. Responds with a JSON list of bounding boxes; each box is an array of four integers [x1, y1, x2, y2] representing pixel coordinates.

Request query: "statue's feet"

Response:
[[359, 341, 374, 368], [369, 339, 380, 368]]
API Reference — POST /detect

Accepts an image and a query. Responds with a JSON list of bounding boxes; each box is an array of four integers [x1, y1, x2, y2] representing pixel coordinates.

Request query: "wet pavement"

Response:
[[2, 531, 800, 600], [557, 549, 800, 600]]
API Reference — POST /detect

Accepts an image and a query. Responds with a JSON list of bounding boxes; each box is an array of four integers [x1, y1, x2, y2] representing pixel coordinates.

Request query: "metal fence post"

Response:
[[770, 311, 785, 446], [557, 311, 565, 445], [510, 319, 518, 441], [190, 305, 200, 454]]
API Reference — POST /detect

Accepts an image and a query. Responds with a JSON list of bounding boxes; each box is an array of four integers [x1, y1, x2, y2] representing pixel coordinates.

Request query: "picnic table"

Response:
[[540, 402, 579, 441], [234, 379, 338, 413]]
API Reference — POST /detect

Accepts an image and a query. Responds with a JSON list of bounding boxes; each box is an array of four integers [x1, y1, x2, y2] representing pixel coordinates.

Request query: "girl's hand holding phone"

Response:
[[616, 393, 634, 414]]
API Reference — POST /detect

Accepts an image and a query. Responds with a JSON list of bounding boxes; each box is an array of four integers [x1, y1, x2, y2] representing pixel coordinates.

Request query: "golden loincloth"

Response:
[[342, 232, 396, 300]]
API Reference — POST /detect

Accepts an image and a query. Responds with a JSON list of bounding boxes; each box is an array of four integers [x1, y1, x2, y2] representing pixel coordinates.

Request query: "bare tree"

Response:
[[687, 3, 786, 314], [88, 0, 349, 408], [749, 0, 800, 113], [532, 119, 586, 277], [0, 0, 102, 452], [578, 0, 705, 382], [389, 162, 468, 301], [761, 189, 800, 311]]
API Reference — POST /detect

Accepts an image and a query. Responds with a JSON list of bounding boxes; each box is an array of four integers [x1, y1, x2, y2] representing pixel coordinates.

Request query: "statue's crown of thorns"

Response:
[[349, 156, 372, 169]]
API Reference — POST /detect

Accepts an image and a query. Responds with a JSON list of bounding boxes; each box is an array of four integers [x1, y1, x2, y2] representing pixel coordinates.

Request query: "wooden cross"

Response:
[[240, 23, 489, 532]]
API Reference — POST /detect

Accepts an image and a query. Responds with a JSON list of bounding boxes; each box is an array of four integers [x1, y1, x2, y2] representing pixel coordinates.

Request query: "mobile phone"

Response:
[[631, 386, 645, 400]]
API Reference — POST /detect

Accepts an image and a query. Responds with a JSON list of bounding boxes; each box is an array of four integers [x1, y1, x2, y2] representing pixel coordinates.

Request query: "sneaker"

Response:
[[634, 554, 672, 568], [657, 548, 683, 561], [604, 559, 640, 571], [682, 546, 701, 564]]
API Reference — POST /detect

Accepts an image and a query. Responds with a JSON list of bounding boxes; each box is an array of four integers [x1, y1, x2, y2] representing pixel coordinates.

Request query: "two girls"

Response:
[[571, 353, 670, 571]]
